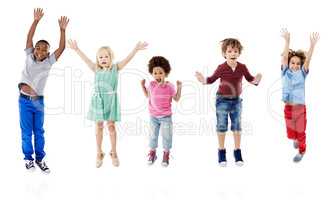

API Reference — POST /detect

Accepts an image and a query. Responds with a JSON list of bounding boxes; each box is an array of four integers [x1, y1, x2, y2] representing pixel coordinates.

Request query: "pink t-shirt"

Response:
[[148, 81, 176, 117]]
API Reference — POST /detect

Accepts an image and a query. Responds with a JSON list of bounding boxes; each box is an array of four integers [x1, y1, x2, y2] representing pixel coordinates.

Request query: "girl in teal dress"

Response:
[[68, 40, 148, 167]]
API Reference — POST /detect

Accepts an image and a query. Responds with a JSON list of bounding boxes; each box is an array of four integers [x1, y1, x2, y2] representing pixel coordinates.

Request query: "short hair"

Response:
[[36, 40, 50, 47], [220, 38, 243, 54], [148, 56, 171, 75], [288, 49, 306, 66]]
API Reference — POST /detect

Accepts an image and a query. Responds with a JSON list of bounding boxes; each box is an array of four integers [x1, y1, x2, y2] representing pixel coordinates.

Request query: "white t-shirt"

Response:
[[19, 48, 56, 96]]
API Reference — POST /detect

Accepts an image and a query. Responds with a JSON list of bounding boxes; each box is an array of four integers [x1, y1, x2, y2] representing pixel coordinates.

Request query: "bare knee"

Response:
[[96, 122, 104, 130], [107, 121, 116, 133]]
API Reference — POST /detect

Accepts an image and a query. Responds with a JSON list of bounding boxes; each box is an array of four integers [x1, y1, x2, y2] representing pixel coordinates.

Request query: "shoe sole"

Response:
[[235, 161, 244, 167], [218, 162, 227, 167]]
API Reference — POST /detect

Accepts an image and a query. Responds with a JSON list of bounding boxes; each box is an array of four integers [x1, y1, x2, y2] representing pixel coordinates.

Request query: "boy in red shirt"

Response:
[[195, 38, 262, 167]]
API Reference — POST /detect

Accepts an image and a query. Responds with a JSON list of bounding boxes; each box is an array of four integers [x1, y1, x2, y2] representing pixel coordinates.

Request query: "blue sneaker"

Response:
[[218, 149, 227, 167], [234, 149, 244, 167]]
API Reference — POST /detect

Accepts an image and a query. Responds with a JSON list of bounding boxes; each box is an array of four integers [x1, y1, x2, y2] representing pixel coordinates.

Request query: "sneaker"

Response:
[[293, 140, 299, 149], [293, 153, 304, 163], [161, 151, 170, 167], [35, 160, 51, 174], [96, 152, 105, 168], [218, 149, 227, 167], [110, 152, 120, 167], [234, 149, 244, 167], [25, 160, 35, 172], [147, 150, 157, 165]]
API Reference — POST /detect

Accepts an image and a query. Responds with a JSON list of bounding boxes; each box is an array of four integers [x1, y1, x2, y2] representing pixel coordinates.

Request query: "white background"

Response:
[[0, 0, 333, 199]]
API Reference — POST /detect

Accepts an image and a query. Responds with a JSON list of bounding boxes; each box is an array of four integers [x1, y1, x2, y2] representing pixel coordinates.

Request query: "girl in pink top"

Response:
[[141, 56, 182, 167]]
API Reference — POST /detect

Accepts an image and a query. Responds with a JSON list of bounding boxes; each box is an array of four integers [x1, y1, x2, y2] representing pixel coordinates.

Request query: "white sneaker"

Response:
[[25, 160, 35, 172], [218, 161, 227, 167]]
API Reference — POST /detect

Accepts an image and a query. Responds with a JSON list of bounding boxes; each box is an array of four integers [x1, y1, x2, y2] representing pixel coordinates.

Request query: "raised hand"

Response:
[[34, 8, 44, 21], [310, 32, 320, 46], [135, 41, 149, 51], [67, 39, 79, 51], [195, 71, 205, 84], [58, 16, 70, 31], [280, 28, 290, 41]]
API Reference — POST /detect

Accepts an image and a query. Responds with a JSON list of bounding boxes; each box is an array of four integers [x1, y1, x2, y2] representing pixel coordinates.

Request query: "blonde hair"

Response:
[[96, 46, 114, 70]]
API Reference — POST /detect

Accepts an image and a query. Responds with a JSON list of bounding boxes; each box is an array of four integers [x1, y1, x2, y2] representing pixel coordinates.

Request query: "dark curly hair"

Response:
[[288, 49, 306, 66], [148, 56, 171, 75], [220, 38, 243, 54]]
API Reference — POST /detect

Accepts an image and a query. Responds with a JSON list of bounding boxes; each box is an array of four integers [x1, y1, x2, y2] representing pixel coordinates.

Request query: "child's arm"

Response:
[[173, 81, 182, 102], [53, 16, 69, 61], [280, 28, 290, 67], [141, 79, 149, 98], [68, 39, 96, 72], [117, 41, 148, 70], [26, 8, 44, 49], [304, 32, 320, 72]]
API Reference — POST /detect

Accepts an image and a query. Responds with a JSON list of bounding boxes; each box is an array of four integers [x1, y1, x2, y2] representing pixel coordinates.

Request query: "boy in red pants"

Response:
[[280, 28, 319, 162]]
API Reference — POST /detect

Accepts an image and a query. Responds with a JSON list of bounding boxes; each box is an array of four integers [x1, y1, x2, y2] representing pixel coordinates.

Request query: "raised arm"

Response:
[[68, 39, 96, 72], [53, 16, 69, 60], [280, 28, 290, 67], [141, 79, 149, 98], [303, 32, 320, 72], [173, 81, 182, 102], [117, 41, 148, 70], [26, 8, 44, 49]]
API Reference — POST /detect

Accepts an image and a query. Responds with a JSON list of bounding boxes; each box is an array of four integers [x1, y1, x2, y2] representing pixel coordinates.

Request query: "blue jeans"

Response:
[[215, 95, 242, 133], [149, 116, 173, 151], [19, 96, 46, 161]]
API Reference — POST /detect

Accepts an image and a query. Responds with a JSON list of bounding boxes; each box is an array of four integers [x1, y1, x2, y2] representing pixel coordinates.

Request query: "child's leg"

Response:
[[217, 133, 226, 149], [149, 117, 160, 150], [96, 121, 104, 153], [216, 97, 229, 150], [161, 116, 173, 152], [107, 121, 117, 155], [19, 97, 34, 161], [32, 99, 46, 161], [295, 106, 307, 154], [284, 105, 297, 140], [233, 132, 241, 149], [230, 99, 242, 149]]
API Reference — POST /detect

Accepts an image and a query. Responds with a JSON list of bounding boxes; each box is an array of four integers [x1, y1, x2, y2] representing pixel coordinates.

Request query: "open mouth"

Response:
[[101, 61, 107, 65], [156, 78, 162, 83]]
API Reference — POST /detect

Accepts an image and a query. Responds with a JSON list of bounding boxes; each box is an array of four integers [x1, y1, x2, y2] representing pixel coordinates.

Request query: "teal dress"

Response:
[[87, 64, 120, 122]]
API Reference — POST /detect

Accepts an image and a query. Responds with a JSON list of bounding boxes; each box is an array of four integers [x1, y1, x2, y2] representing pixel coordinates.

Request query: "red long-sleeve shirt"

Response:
[[206, 62, 255, 97]]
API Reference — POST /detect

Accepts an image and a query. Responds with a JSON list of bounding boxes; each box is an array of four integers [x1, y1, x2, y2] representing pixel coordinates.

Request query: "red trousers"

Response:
[[284, 104, 307, 154]]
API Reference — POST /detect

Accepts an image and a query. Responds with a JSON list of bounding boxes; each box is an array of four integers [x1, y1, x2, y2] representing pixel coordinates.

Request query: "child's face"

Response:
[[289, 56, 302, 71], [223, 45, 240, 63], [152, 67, 167, 83], [33, 42, 50, 61], [97, 49, 112, 68]]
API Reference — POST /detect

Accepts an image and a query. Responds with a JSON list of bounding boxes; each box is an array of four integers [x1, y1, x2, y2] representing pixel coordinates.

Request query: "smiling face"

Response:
[[223, 45, 240, 63], [33, 42, 50, 61], [96, 48, 113, 69], [289, 56, 302, 71], [152, 67, 167, 83]]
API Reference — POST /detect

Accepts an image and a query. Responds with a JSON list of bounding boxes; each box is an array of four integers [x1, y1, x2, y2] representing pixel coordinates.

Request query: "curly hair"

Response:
[[220, 38, 243, 54], [148, 56, 171, 75], [288, 49, 306, 66]]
